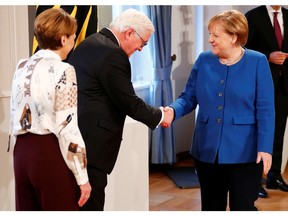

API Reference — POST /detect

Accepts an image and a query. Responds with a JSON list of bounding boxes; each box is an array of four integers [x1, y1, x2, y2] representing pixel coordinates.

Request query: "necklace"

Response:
[[219, 48, 244, 66]]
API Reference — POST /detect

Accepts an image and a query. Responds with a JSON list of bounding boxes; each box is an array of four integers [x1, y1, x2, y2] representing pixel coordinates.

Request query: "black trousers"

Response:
[[269, 77, 288, 175], [195, 159, 262, 211], [14, 133, 80, 211], [80, 165, 107, 211]]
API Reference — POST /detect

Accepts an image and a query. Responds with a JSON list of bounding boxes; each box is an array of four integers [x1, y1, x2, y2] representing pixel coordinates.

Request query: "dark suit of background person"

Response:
[[245, 5, 288, 198], [68, 9, 167, 210]]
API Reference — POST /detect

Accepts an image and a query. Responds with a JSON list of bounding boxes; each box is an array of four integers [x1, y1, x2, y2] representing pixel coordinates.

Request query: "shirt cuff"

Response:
[[156, 107, 164, 128]]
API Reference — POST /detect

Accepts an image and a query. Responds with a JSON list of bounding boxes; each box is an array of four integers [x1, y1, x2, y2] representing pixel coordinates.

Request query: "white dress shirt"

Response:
[[266, 5, 284, 37]]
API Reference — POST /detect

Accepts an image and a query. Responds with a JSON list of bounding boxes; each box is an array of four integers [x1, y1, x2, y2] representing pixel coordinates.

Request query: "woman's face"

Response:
[[208, 22, 236, 58]]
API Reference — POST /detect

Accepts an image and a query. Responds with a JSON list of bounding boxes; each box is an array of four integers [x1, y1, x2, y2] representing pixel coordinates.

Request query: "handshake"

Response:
[[160, 106, 174, 128]]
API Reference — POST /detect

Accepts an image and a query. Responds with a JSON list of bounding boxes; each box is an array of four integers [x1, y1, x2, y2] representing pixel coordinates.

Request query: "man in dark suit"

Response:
[[245, 5, 288, 198], [68, 8, 172, 211]]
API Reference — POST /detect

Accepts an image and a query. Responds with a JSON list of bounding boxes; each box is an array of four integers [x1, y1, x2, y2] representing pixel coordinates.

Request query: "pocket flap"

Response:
[[233, 116, 256, 124]]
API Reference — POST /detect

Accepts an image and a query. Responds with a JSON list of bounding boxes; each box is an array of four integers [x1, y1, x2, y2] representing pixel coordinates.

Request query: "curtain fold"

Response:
[[148, 6, 176, 164]]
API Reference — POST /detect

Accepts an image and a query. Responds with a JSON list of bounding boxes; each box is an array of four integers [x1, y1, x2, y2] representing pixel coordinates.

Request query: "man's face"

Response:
[[121, 29, 150, 57]]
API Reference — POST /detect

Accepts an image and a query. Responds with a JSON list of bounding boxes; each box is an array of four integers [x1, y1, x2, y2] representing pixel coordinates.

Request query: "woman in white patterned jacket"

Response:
[[9, 8, 91, 211]]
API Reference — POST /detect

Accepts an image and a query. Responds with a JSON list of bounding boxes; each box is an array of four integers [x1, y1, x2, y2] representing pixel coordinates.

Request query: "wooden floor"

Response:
[[149, 156, 288, 211]]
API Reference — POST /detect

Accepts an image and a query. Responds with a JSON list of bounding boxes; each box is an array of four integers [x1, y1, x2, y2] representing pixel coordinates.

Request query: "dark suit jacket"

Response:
[[245, 6, 288, 93], [68, 28, 162, 174]]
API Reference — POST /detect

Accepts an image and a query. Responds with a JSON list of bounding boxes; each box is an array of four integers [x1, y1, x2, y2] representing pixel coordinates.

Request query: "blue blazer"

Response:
[[170, 49, 275, 164]]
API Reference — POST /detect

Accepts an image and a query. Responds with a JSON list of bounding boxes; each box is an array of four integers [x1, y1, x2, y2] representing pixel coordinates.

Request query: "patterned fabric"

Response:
[[10, 49, 88, 185], [55, 69, 78, 111]]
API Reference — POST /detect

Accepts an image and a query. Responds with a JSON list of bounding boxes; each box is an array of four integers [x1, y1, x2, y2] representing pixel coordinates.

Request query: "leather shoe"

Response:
[[266, 175, 288, 192], [258, 185, 268, 198]]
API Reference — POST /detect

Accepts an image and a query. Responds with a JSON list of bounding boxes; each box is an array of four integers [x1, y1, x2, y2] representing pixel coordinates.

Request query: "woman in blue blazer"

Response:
[[165, 10, 275, 211]]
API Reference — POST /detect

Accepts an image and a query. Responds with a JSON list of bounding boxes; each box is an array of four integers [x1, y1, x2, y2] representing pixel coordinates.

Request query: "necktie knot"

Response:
[[273, 11, 282, 49]]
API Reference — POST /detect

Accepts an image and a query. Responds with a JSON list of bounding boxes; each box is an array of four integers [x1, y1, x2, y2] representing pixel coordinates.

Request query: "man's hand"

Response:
[[269, 51, 288, 65]]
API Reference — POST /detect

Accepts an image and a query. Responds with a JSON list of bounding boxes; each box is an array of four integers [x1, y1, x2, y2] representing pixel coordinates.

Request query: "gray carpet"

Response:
[[165, 166, 200, 189]]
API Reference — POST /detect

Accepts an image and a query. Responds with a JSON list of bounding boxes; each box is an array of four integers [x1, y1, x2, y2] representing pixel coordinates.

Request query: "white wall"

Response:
[[105, 117, 149, 210], [171, 6, 196, 155], [0, 5, 30, 210]]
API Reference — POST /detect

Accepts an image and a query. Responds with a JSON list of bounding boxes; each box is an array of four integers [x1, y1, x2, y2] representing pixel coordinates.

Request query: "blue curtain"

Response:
[[148, 6, 176, 164]]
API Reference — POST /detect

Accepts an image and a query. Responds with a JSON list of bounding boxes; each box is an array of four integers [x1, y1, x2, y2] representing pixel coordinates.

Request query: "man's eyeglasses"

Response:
[[135, 31, 148, 48]]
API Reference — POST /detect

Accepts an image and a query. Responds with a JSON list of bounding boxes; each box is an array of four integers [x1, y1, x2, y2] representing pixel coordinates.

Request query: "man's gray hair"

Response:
[[109, 8, 155, 36]]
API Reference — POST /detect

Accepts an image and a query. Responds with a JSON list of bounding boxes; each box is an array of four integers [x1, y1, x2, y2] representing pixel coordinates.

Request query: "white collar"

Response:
[[266, 5, 282, 15], [33, 49, 62, 60], [106, 28, 120, 47]]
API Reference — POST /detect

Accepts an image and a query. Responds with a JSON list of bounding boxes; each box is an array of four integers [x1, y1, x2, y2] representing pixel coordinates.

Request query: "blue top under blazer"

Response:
[[170, 49, 275, 164]]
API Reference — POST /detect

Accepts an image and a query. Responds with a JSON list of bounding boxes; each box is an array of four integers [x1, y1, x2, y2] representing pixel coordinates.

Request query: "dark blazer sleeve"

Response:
[[97, 48, 162, 129], [69, 29, 162, 130]]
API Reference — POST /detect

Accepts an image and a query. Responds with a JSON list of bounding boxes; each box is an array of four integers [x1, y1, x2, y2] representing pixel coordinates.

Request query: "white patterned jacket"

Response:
[[10, 49, 88, 185]]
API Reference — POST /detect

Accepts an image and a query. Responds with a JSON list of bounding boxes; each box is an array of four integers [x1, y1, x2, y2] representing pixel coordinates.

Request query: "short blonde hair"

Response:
[[208, 10, 248, 46], [34, 8, 77, 50]]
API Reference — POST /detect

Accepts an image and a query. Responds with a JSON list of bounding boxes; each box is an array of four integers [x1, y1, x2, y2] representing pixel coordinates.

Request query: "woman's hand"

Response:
[[257, 152, 272, 175], [78, 181, 92, 207]]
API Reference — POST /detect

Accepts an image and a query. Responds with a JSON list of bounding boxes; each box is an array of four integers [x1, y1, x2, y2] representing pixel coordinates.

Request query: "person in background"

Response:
[[162, 10, 275, 210], [245, 5, 288, 198], [68, 8, 173, 211], [9, 8, 91, 211]]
